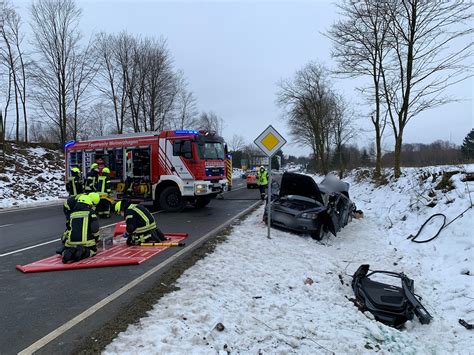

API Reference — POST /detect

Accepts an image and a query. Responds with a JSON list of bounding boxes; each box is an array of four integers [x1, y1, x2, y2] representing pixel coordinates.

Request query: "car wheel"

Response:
[[310, 224, 326, 241], [159, 186, 184, 212], [247, 185, 251, 189]]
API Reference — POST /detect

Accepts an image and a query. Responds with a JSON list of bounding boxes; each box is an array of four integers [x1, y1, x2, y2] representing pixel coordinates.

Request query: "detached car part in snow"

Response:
[[264, 172, 355, 240], [351, 264, 432, 327]]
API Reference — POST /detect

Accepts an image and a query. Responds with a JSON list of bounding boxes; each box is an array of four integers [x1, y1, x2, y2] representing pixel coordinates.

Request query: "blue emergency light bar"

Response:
[[175, 130, 199, 135], [64, 140, 76, 149]]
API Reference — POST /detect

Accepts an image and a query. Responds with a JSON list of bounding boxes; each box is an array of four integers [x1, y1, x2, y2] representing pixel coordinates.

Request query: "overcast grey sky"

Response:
[[12, 0, 474, 155]]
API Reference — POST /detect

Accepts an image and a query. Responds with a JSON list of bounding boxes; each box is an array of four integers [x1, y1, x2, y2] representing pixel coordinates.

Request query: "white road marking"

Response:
[[0, 224, 13, 228], [0, 239, 60, 257], [18, 200, 262, 355]]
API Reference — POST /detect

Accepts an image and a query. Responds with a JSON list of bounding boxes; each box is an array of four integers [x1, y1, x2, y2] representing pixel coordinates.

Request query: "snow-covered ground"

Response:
[[0, 144, 65, 209], [104, 165, 474, 354]]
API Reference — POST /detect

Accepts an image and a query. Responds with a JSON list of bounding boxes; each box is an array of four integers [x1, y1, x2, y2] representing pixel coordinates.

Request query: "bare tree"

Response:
[[0, 69, 13, 144], [70, 37, 98, 140], [30, 0, 82, 145], [0, 2, 21, 142], [173, 74, 198, 130], [326, 0, 391, 178], [197, 111, 224, 136], [277, 63, 336, 174], [94, 32, 127, 133], [332, 94, 356, 178], [381, 0, 473, 177], [229, 134, 246, 152]]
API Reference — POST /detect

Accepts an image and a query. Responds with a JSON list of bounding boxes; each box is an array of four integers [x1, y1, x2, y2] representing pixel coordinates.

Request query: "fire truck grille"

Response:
[[206, 167, 224, 177]]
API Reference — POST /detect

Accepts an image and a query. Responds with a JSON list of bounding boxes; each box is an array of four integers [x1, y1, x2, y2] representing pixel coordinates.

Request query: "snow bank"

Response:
[[0, 144, 66, 209], [104, 166, 474, 354]]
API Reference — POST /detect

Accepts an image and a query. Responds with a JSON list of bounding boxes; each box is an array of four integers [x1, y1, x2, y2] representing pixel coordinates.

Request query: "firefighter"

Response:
[[257, 166, 269, 200], [84, 163, 99, 192], [66, 167, 83, 196], [61, 195, 100, 263], [114, 200, 167, 245], [63, 192, 100, 223], [96, 167, 112, 218]]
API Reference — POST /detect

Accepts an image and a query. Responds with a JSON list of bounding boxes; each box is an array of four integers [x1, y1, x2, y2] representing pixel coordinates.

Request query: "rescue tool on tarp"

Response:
[[140, 242, 185, 247]]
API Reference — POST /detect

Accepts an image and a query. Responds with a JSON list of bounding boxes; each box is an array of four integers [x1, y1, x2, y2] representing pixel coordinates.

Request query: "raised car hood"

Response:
[[279, 172, 324, 204]]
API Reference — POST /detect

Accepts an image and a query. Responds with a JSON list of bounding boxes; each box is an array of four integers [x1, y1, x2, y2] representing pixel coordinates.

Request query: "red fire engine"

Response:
[[65, 130, 229, 211]]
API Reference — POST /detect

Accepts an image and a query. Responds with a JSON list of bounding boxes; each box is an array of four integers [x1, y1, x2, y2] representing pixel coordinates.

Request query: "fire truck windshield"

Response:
[[197, 141, 225, 160]]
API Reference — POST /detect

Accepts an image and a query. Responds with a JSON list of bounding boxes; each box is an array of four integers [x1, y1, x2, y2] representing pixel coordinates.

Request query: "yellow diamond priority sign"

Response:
[[254, 125, 287, 157]]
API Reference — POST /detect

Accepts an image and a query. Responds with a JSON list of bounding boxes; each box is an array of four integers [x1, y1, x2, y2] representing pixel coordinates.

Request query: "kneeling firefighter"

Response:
[[63, 192, 100, 228], [96, 167, 112, 218], [61, 195, 100, 263], [115, 200, 167, 245]]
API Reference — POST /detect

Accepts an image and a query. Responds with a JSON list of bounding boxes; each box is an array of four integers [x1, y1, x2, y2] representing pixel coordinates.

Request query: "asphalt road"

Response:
[[0, 178, 262, 354]]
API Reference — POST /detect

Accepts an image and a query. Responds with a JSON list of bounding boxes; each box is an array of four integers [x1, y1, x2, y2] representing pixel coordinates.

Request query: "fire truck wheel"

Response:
[[159, 186, 184, 212]]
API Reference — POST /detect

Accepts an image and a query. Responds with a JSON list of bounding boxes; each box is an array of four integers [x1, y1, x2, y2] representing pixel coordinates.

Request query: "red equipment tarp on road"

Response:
[[16, 233, 188, 273]]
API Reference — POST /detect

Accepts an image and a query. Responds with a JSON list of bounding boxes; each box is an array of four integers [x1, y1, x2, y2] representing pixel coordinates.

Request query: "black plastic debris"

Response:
[[351, 264, 432, 328]]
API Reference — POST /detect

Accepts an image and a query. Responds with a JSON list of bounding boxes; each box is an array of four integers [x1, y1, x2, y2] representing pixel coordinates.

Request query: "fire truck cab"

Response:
[[65, 130, 228, 211]]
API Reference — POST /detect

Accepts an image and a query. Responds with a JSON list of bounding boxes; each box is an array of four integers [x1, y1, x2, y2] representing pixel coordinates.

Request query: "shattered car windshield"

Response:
[[198, 142, 225, 160]]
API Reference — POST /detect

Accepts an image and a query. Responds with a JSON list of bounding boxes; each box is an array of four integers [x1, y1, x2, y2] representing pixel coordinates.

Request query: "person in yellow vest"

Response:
[[96, 167, 112, 218], [257, 166, 269, 200], [115, 200, 167, 245], [66, 167, 84, 196], [61, 195, 100, 263]]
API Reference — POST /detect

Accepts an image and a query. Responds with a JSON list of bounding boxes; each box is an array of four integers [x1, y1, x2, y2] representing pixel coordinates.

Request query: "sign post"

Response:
[[254, 125, 287, 239]]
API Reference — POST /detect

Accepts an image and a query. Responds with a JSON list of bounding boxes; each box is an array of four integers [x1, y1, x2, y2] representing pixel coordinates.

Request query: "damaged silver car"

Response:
[[265, 172, 356, 240]]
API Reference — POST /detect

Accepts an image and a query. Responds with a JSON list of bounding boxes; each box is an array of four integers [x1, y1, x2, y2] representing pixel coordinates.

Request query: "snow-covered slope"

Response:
[[104, 165, 473, 354], [0, 144, 65, 209]]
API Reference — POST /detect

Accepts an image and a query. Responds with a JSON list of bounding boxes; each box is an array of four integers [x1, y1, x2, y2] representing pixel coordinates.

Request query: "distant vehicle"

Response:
[[265, 172, 355, 240], [65, 130, 230, 212], [246, 170, 258, 188]]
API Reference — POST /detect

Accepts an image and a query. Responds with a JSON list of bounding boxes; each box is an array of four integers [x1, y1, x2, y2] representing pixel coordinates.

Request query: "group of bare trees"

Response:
[[1, 0, 220, 147], [94, 32, 200, 135], [277, 62, 355, 176], [327, 0, 473, 177], [1, 2, 28, 143]]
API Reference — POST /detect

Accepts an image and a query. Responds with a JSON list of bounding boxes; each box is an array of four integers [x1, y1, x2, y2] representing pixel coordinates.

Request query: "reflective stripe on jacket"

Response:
[[65, 207, 99, 247], [97, 175, 111, 195], [125, 204, 157, 236]]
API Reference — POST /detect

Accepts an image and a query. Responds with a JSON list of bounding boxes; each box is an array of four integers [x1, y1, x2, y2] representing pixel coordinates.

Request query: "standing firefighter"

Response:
[[84, 163, 99, 192], [257, 166, 269, 200], [96, 167, 112, 218], [61, 195, 100, 263], [66, 167, 83, 196], [115, 200, 167, 245]]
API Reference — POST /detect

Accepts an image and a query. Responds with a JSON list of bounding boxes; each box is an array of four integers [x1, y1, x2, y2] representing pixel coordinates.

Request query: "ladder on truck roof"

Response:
[[86, 131, 160, 141]]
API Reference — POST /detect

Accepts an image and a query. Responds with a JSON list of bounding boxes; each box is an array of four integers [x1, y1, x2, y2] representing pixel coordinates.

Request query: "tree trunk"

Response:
[[375, 123, 382, 177], [394, 132, 403, 178]]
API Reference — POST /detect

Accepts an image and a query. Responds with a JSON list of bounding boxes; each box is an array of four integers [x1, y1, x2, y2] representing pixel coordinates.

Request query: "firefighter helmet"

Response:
[[102, 167, 110, 174], [71, 167, 80, 173], [91, 163, 99, 170], [78, 195, 92, 206], [88, 192, 100, 206]]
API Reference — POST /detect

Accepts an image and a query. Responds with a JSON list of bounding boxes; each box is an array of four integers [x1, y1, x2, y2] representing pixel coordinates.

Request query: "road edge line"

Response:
[[18, 200, 262, 355]]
